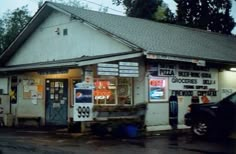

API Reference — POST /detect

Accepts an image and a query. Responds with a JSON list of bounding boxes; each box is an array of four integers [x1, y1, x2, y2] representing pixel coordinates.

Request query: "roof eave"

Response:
[[144, 51, 236, 66], [0, 51, 143, 72]]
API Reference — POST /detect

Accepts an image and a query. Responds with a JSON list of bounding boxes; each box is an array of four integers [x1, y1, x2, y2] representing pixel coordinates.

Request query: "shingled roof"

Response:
[[1, 1, 236, 66]]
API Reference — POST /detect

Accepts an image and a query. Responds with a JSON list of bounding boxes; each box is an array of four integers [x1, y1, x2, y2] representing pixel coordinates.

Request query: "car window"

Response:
[[228, 93, 236, 104]]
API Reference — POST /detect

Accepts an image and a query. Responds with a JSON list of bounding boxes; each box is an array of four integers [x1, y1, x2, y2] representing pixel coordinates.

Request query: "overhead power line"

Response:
[[28, 0, 124, 14], [79, 0, 124, 14]]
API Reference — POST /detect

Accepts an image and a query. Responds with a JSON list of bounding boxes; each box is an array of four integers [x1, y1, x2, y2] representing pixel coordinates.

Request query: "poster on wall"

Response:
[[73, 83, 94, 121], [149, 77, 168, 102], [23, 80, 43, 99]]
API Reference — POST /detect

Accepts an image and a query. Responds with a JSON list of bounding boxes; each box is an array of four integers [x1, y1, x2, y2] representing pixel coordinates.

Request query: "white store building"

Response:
[[0, 2, 236, 132]]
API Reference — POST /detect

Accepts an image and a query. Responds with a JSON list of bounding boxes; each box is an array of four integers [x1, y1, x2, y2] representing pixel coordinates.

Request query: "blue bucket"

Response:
[[126, 125, 138, 138]]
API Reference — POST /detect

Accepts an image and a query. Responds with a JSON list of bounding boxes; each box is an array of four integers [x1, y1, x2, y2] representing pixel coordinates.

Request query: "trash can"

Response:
[[125, 124, 138, 138]]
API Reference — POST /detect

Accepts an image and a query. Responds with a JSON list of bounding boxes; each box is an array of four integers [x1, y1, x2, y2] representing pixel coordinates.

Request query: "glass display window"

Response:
[[117, 78, 132, 105], [93, 77, 133, 105], [94, 78, 117, 105]]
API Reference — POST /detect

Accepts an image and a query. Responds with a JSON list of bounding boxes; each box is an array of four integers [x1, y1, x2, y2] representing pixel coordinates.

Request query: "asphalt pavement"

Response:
[[0, 127, 236, 154]]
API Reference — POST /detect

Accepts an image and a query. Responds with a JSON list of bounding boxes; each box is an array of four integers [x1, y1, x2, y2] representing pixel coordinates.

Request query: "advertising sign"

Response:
[[169, 67, 218, 91], [73, 83, 94, 121], [169, 95, 178, 128], [149, 77, 168, 102]]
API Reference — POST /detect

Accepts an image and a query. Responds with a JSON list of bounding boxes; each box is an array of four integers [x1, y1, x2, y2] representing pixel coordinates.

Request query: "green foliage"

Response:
[[154, 3, 176, 23], [0, 6, 31, 53], [112, 0, 161, 20], [175, 0, 235, 34], [0, 20, 5, 52]]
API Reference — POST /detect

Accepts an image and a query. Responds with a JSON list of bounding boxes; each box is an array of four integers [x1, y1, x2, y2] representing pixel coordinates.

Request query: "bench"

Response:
[[17, 116, 41, 127]]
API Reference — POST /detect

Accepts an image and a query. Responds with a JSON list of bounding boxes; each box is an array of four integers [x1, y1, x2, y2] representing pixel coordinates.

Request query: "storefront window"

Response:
[[94, 78, 117, 105], [94, 77, 132, 105], [149, 77, 168, 102], [117, 78, 132, 105]]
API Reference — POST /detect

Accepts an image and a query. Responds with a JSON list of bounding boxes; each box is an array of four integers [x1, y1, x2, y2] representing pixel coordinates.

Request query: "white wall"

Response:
[[219, 70, 236, 98], [144, 65, 220, 131], [7, 11, 131, 66], [0, 78, 8, 94], [0, 95, 10, 118], [12, 69, 81, 125], [133, 59, 146, 105]]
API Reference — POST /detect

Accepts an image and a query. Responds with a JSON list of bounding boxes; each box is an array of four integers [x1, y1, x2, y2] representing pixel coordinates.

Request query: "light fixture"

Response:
[[229, 68, 236, 71]]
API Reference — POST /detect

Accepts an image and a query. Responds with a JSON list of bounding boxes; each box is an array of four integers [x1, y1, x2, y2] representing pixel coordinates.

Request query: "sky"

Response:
[[0, 0, 235, 33]]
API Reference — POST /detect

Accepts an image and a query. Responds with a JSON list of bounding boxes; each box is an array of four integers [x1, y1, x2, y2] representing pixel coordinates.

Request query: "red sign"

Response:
[[149, 79, 165, 87], [94, 81, 110, 89]]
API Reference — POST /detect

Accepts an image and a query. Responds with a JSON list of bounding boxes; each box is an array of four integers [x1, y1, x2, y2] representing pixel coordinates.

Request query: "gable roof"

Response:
[[1, 1, 236, 67]]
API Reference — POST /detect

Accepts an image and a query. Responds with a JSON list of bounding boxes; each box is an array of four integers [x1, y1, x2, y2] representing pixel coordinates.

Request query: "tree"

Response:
[[154, 2, 176, 23], [0, 6, 31, 53], [112, 0, 175, 22], [112, 0, 161, 20], [0, 20, 5, 53], [175, 0, 235, 35]]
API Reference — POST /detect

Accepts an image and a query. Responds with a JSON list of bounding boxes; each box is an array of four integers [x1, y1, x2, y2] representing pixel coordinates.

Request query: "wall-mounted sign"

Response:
[[147, 63, 158, 76], [149, 77, 168, 102], [146, 54, 206, 66], [97, 63, 119, 76], [73, 83, 93, 121], [119, 62, 139, 77], [158, 64, 176, 76], [147, 63, 176, 77], [38, 69, 68, 75], [169, 65, 218, 91], [97, 62, 139, 77]]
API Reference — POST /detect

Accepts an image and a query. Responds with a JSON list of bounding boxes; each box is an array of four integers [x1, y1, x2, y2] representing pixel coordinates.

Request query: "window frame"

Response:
[[93, 77, 133, 106]]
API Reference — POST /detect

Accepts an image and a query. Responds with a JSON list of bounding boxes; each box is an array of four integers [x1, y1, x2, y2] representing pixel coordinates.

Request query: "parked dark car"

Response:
[[185, 92, 236, 138]]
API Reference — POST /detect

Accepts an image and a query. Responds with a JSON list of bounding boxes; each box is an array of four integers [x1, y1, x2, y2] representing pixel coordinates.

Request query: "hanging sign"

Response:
[[73, 83, 94, 121], [97, 63, 119, 76], [119, 62, 139, 77]]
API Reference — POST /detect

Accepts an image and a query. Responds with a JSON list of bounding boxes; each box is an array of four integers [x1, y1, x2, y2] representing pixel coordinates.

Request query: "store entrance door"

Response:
[[45, 79, 68, 126]]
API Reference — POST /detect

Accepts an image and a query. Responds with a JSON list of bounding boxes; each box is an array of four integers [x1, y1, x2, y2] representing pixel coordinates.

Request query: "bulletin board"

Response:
[[23, 79, 43, 99]]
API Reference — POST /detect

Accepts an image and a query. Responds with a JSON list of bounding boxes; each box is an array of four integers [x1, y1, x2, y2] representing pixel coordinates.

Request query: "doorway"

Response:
[[45, 79, 68, 126]]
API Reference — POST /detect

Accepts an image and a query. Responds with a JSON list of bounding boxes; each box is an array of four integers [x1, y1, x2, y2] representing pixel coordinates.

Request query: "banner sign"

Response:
[[169, 66, 218, 91], [73, 83, 94, 121]]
